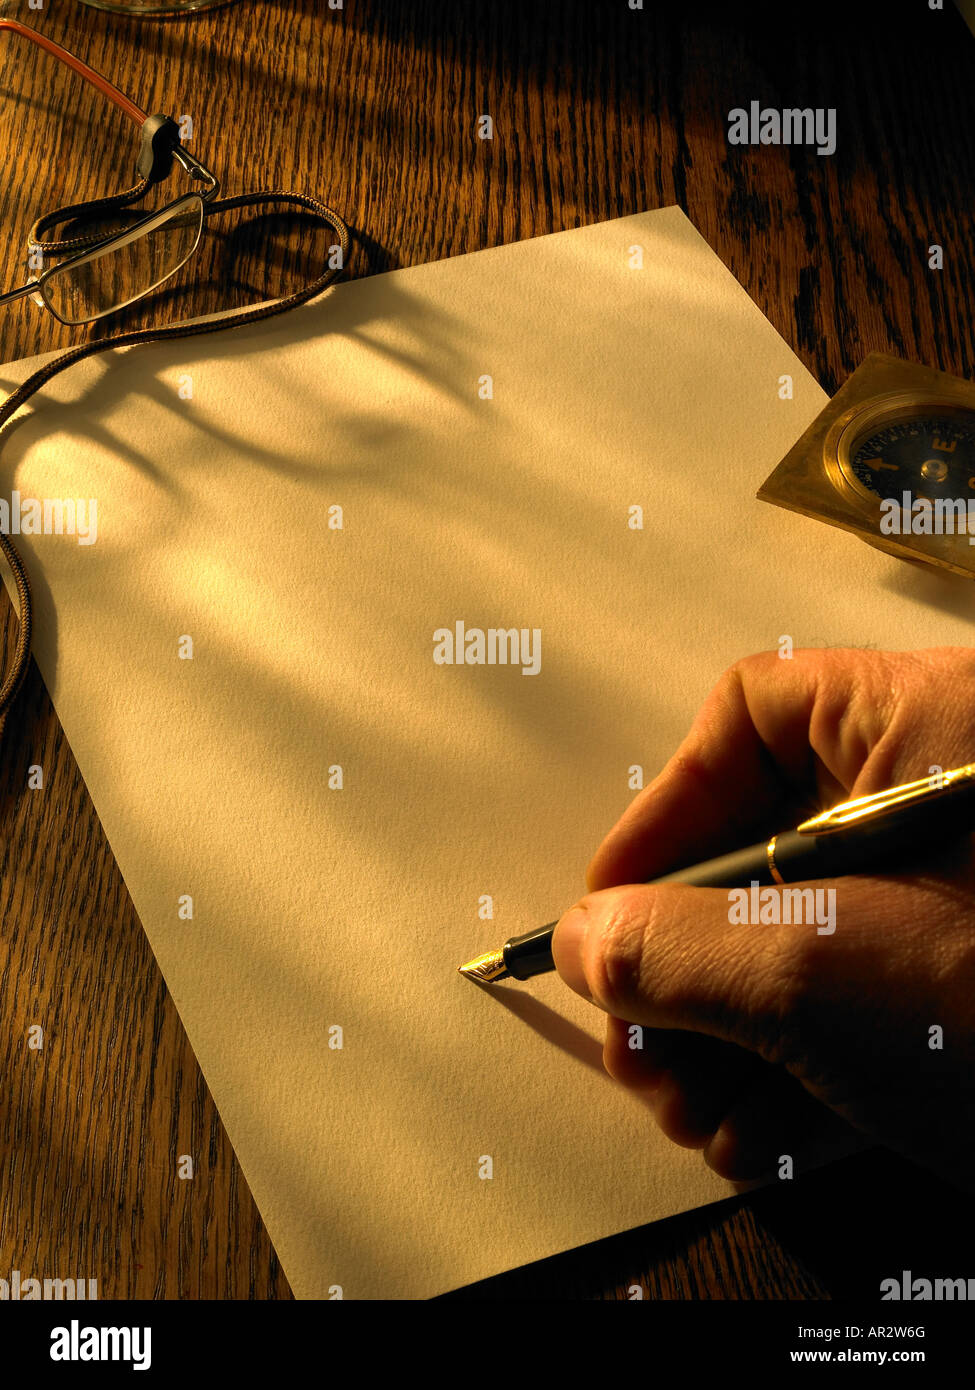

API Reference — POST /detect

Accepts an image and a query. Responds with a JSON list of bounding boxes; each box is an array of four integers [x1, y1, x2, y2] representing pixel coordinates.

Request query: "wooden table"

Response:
[[0, 0, 972, 1300]]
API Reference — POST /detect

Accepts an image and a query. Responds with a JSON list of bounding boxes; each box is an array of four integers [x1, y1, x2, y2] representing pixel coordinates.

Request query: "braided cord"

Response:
[[28, 174, 156, 255]]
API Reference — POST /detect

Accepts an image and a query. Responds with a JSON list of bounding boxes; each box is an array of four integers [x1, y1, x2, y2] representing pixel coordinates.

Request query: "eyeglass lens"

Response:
[[39, 195, 204, 325]]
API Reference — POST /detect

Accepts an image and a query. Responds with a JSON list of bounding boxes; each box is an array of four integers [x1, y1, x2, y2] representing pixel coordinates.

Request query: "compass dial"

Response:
[[762, 356, 975, 579], [848, 414, 975, 504]]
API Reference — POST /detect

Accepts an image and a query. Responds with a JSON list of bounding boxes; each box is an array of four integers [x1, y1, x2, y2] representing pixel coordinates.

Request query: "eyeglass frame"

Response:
[[0, 19, 221, 326]]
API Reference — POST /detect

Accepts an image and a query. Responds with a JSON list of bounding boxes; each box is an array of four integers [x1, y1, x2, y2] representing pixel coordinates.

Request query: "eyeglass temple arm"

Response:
[[0, 23, 218, 235], [0, 20, 147, 126], [0, 284, 37, 309], [0, 23, 209, 189]]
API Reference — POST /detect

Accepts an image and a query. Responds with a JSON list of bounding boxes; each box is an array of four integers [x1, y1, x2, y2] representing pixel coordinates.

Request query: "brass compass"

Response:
[[758, 353, 975, 578]]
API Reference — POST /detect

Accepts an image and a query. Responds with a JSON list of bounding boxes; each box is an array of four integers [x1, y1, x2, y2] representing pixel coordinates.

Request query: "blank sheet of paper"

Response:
[[2, 207, 972, 1298]]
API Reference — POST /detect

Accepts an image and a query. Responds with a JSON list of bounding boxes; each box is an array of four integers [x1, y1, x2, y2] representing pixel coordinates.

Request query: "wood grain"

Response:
[[0, 0, 973, 1300]]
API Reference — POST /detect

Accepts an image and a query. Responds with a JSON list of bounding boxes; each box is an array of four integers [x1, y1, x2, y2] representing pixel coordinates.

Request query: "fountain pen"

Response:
[[457, 762, 975, 984]]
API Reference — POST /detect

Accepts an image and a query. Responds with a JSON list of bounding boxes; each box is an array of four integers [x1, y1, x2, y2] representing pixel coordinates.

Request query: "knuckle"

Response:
[[585, 887, 656, 1014], [720, 651, 775, 696], [726, 651, 773, 679]]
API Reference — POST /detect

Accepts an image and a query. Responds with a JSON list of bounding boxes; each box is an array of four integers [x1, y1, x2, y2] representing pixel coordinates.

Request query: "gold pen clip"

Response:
[[796, 763, 975, 836]]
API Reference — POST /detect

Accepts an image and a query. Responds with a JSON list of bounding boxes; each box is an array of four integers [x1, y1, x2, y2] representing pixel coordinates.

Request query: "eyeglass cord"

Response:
[[27, 172, 157, 254], [0, 186, 352, 739]]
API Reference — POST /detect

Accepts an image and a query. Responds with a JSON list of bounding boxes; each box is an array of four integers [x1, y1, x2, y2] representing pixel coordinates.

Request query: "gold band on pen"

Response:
[[766, 835, 785, 885]]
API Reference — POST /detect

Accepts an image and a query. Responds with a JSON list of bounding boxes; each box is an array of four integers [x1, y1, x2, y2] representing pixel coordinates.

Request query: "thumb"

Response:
[[551, 880, 826, 1060]]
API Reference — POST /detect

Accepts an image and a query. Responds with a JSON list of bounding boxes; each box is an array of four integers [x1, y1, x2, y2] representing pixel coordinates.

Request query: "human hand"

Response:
[[552, 647, 975, 1190]]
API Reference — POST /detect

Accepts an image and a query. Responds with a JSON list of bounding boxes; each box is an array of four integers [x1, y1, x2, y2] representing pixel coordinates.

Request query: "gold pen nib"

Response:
[[458, 949, 510, 983]]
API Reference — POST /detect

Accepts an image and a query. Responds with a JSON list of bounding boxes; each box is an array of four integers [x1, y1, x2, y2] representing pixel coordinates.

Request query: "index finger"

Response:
[[585, 648, 880, 893]]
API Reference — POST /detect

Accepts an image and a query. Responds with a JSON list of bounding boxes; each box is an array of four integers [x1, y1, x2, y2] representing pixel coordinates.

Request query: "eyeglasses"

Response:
[[0, 21, 351, 741], [0, 20, 220, 326]]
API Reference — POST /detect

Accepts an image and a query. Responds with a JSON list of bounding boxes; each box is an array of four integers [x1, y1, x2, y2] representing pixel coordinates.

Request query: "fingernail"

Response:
[[551, 902, 592, 1000]]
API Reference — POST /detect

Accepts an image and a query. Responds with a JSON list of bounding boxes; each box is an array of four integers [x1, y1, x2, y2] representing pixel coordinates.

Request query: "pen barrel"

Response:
[[656, 803, 974, 888], [652, 834, 794, 887], [650, 830, 879, 886], [514, 783, 975, 977]]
